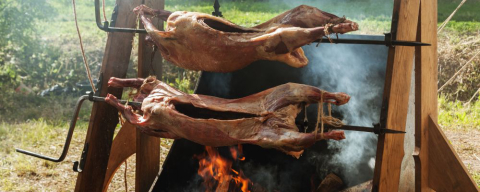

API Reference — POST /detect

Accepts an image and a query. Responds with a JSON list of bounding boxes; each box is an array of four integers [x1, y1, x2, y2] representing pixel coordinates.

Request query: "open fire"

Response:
[[195, 145, 252, 192]]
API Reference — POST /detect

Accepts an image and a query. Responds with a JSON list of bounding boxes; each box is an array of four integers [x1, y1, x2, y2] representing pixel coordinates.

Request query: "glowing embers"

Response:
[[196, 145, 252, 192]]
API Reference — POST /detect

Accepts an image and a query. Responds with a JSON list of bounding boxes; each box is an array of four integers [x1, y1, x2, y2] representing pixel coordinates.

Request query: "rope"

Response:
[[328, 103, 332, 116], [324, 23, 334, 43], [438, 50, 480, 92], [437, 0, 467, 33], [102, 0, 108, 22], [124, 159, 128, 191], [72, 0, 96, 92], [465, 87, 480, 105], [315, 93, 324, 139]]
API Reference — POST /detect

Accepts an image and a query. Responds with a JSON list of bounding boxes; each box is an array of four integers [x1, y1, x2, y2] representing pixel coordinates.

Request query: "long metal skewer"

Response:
[[296, 120, 405, 134]]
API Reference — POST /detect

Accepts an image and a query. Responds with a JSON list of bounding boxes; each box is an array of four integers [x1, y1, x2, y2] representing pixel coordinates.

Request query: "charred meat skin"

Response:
[[134, 5, 358, 72], [106, 77, 349, 157]]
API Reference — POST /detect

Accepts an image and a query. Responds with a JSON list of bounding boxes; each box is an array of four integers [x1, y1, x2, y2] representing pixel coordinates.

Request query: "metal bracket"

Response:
[[94, 73, 103, 96], [384, 33, 393, 47], [95, 0, 147, 33], [73, 143, 89, 172], [212, 0, 223, 17]]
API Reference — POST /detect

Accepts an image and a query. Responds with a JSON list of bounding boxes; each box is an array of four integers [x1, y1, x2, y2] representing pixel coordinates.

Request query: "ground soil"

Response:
[[443, 128, 480, 185]]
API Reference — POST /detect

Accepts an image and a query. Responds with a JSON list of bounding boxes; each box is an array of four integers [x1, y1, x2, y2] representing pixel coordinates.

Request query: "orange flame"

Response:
[[196, 145, 251, 192]]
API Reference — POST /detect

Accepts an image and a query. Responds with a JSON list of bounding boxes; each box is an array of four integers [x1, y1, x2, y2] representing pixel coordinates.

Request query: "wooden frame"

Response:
[[73, 0, 479, 191], [373, 0, 478, 191], [74, 0, 164, 191]]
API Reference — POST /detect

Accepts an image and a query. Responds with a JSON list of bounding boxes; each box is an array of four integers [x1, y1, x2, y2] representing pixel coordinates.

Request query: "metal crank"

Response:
[[15, 91, 141, 171]]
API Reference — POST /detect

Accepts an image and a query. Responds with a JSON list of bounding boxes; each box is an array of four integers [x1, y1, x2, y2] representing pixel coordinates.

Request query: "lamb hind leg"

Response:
[[105, 94, 148, 126], [108, 77, 145, 89], [265, 83, 351, 111], [254, 5, 356, 29], [133, 4, 172, 21]]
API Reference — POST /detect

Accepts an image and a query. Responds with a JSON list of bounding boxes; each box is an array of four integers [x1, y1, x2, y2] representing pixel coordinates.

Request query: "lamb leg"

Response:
[[254, 5, 357, 29], [105, 94, 147, 125], [108, 77, 144, 88], [264, 83, 350, 111], [133, 4, 172, 21]]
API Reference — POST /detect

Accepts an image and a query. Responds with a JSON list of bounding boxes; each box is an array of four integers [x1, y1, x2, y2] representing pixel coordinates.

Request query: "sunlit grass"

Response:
[[438, 95, 480, 131], [0, 120, 88, 191]]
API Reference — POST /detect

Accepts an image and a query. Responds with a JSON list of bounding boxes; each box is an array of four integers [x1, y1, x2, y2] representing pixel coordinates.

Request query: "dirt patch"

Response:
[[443, 128, 480, 186]]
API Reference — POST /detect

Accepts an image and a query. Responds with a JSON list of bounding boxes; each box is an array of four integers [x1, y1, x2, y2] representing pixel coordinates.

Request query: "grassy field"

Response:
[[1, 0, 480, 190]]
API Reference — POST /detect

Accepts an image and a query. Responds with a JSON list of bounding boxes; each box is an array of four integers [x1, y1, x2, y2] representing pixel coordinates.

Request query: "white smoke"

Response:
[[301, 35, 388, 186]]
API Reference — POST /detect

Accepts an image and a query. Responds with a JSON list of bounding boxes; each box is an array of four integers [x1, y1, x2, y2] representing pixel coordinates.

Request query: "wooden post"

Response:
[[413, 0, 436, 190], [426, 116, 478, 191], [135, 0, 164, 191], [102, 123, 136, 191], [415, 0, 478, 190], [74, 0, 141, 191], [372, 0, 420, 191]]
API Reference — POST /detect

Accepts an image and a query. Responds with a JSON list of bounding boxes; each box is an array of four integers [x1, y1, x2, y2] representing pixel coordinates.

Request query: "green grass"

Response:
[[438, 0, 480, 22], [439, 95, 480, 131], [0, 119, 88, 191], [440, 21, 480, 34]]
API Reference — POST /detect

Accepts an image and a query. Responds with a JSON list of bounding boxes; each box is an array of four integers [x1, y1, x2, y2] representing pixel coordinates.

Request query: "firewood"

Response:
[[316, 173, 344, 192], [339, 180, 372, 192]]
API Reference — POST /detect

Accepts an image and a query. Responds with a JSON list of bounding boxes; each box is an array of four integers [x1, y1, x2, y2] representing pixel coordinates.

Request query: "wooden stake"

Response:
[[136, 0, 164, 191], [74, 0, 141, 191], [372, 0, 420, 191]]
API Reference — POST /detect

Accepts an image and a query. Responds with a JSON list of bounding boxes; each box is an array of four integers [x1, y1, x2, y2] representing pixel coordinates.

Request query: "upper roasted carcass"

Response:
[[134, 5, 359, 72], [106, 77, 350, 157]]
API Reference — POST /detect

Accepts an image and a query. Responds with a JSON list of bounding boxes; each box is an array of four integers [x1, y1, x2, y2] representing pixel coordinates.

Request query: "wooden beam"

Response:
[[102, 123, 136, 191], [372, 0, 420, 191], [427, 116, 478, 191], [74, 0, 141, 191], [135, 0, 164, 191], [413, 0, 437, 191]]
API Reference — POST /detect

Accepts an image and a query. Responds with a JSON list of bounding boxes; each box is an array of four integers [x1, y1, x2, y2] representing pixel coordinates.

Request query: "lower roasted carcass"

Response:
[[134, 5, 358, 72], [106, 77, 350, 157]]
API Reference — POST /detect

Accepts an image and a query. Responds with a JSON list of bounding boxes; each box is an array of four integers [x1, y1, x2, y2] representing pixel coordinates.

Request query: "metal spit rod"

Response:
[[296, 120, 405, 134]]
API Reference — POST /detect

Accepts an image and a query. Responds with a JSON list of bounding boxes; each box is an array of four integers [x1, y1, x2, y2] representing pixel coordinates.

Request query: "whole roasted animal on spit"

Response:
[[105, 77, 350, 158], [134, 5, 359, 72]]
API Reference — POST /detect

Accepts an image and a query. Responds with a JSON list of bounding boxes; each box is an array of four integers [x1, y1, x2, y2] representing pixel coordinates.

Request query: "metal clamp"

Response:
[[73, 143, 89, 172]]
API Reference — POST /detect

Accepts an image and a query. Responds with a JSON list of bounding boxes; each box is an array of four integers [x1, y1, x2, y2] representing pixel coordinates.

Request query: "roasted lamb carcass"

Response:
[[134, 5, 358, 72], [106, 77, 350, 157]]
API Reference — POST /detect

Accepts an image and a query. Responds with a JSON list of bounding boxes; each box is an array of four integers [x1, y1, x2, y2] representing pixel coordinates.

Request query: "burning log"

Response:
[[339, 180, 372, 192], [196, 146, 251, 192], [316, 173, 344, 192]]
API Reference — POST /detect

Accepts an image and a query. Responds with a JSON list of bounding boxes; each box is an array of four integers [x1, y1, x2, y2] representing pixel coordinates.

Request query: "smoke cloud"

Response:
[[302, 35, 388, 186]]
